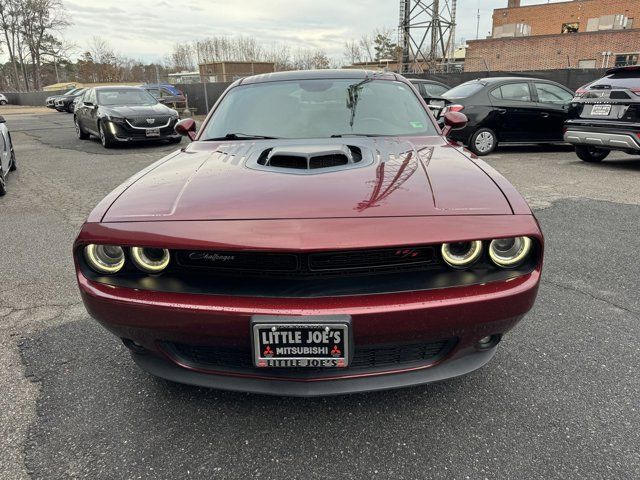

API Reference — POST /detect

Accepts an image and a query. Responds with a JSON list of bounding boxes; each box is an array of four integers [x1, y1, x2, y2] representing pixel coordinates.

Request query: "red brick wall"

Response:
[[465, 29, 640, 72], [493, 0, 640, 36]]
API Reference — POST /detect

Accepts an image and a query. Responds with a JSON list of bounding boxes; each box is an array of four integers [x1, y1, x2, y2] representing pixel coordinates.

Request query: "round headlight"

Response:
[[441, 241, 483, 269], [131, 247, 170, 273], [84, 244, 125, 274], [489, 237, 533, 268]]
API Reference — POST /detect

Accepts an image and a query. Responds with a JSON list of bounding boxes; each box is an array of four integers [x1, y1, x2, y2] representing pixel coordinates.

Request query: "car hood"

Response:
[[101, 103, 174, 117], [101, 137, 513, 222]]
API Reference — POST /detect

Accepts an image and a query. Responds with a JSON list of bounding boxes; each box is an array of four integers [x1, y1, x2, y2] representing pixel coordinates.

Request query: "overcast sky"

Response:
[[61, 0, 567, 63]]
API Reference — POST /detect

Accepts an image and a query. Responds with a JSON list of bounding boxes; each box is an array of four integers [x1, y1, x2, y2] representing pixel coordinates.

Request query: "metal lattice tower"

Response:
[[399, 0, 457, 74]]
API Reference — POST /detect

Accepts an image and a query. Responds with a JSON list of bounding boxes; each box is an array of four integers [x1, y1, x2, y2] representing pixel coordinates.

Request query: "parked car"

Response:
[[46, 87, 81, 108], [0, 115, 17, 196], [74, 70, 543, 396], [429, 77, 574, 155], [0, 93, 8, 105], [54, 88, 86, 113], [74, 86, 181, 148], [408, 78, 450, 103], [140, 83, 186, 107], [565, 66, 640, 162]]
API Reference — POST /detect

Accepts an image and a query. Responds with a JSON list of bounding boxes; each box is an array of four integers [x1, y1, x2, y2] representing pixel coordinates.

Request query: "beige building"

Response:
[[198, 61, 276, 82]]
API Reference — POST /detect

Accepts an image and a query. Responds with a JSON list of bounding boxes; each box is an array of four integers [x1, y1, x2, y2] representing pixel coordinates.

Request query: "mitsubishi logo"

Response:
[[146, 118, 155, 125]]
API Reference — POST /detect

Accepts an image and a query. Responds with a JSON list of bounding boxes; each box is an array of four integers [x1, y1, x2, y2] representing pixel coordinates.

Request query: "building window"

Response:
[[614, 53, 639, 67], [561, 23, 579, 34]]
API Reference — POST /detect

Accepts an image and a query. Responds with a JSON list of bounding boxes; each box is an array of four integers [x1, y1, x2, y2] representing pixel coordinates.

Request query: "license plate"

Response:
[[591, 104, 612, 116], [146, 128, 161, 137], [252, 316, 349, 368]]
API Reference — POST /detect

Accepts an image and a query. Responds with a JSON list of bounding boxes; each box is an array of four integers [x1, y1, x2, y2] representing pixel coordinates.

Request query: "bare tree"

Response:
[[20, 0, 69, 89], [343, 40, 362, 66]]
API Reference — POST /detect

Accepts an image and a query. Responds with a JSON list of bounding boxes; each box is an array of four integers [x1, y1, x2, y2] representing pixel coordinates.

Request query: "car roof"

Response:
[[469, 77, 560, 84], [238, 69, 399, 85], [93, 86, 145, 91], [605, 65, 640, 76], [408, 78, 448, 86]]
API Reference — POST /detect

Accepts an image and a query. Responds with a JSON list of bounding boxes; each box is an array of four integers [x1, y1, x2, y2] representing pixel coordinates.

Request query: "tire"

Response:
[[9, 148, 16, 171], [575, 145, 610, 163], [98, 121, 115, 149], [67, 104, 74, 113], [75, 116, 89, 140], [0, 100, 7, 105], [0, 171, 6, 196], [468, 128, 498, 156]]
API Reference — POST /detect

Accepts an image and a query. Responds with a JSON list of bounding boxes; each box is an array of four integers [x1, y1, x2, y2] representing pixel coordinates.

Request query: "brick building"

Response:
[[466, 0, 640, 72]]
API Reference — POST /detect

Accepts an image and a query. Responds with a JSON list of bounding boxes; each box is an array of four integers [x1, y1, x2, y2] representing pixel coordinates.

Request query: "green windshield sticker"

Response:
[[410, 121, 424, 128]]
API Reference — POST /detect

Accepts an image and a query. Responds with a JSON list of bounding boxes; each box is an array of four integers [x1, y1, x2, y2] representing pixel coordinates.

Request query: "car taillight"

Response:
[[631, 88, 640, 97], [443, 104, 464, 115], [575, 88, 587, 97]]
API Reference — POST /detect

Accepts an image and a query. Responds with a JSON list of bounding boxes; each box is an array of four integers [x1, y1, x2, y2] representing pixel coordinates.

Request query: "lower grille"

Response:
[[167, 339, 454, 373]]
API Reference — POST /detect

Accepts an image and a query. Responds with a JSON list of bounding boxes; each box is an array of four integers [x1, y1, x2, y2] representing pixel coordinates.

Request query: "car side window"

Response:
[[492, 83, 532, 102], [423, 84, 448, 97], [534, 83, 573, 104], [85, 89, 95, 104]]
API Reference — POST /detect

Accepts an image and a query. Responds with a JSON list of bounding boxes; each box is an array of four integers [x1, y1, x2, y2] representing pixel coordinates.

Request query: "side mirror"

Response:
[[442, 111, 468, 137], [175, 118, 197, 141]]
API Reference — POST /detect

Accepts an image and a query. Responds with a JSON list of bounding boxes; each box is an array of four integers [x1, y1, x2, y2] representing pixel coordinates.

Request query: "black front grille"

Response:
[[175, 246, 438, 278], [168, 339, 454, 373], [126, 115, 171, 127]]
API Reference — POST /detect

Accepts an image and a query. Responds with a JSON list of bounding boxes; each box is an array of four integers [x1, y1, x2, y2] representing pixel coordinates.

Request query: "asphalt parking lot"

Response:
[[1, 107, 639, 480]]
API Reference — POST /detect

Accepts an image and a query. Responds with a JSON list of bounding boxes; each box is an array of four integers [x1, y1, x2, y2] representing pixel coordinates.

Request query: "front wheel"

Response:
[[0, 171, 6, 196], [575, 145, 610, 162], [99, 121, 115, 149], [75, 117, 89, 140], [0, 100, 7, 105], [468, 128, 498, 156]]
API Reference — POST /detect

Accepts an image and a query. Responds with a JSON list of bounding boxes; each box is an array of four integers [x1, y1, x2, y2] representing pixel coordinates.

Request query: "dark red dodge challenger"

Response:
[[74, 70, 543, 396]]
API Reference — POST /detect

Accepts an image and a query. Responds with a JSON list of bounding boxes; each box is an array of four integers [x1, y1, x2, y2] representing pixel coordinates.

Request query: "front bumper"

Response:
[[108, 120, 179, 143], [564, 122, 640, 152], [77, 266, 541, 395]]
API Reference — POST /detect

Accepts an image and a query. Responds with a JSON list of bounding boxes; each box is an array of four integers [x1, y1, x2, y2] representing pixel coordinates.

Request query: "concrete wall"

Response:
[[1, 90, 66, 106]]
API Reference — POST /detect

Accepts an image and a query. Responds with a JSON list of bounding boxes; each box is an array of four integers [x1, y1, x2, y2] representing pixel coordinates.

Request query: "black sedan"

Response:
[[74, 87, 182, 148], [430, 77, 574, 155], [55, 88, 87, 113]]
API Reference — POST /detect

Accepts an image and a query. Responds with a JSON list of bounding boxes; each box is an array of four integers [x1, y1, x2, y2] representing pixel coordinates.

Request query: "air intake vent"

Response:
[[257, 145, 362, 172], [248, 143, 373, 175]]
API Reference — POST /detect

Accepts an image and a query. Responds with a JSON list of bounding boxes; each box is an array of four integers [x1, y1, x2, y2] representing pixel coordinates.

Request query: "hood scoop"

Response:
[[248, 144, 373, 174]]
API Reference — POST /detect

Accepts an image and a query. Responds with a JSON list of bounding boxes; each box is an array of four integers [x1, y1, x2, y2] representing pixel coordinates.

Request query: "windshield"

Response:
[[443, 82, 484, 99], [201, 79, 437, 140], [64, 88, 80, 95], [97, 89, 158, 106]]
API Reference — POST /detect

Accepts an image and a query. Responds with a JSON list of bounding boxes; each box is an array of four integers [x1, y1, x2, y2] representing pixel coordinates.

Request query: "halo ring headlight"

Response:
[[441, 240, 483, 269], [131, 247, 170, 273], [489, 237, 533, 268], [84, 244, 125, 274]]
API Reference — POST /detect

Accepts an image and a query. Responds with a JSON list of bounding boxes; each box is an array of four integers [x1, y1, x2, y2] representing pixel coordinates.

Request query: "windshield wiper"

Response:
[[346, 74, 381, 128], [204, 133, 280, 141]]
